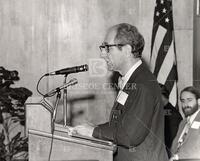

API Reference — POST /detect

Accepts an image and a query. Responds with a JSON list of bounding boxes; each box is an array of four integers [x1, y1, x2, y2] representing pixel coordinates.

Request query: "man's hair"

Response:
[[180, 86, 200, 99], [113, 23, 145, 58]]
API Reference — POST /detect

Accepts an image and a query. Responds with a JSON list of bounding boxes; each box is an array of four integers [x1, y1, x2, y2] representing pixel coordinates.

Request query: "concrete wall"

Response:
[[174, 0, 194, 91], [0, 0, 194, 124], [193, 0, 200, 88], [173, 0, 194, 115]]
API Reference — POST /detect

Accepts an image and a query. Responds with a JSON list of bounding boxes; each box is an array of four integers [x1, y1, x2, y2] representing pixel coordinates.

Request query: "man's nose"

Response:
[[182, 102, 188, 108], [100, 51, 108, 58]]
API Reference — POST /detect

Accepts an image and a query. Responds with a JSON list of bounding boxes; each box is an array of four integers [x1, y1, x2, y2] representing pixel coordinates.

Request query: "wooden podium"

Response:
[[25, 97, 114, 161]]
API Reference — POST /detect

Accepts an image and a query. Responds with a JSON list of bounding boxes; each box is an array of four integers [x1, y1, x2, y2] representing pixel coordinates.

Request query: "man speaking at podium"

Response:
[[73, 23, 168, 161]]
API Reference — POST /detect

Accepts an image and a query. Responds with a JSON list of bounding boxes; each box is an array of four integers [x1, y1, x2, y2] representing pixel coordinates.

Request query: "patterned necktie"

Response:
[[176, 120, 191, 153], [118, 76, 124, 90]]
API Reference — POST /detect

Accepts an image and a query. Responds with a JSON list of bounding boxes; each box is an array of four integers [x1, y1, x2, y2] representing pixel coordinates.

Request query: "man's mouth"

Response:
[[183, 106, 192, 111]]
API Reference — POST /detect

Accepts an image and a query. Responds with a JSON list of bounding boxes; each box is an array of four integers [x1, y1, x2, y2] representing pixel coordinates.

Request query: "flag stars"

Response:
[[165, 17, 170, 23], [156, 11, 160, 16], [163, 8, 167, 13], [161, 0, 164, 4]]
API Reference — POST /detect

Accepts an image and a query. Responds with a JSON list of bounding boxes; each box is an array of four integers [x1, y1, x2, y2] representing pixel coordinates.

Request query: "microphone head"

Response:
[[45, 64, 89, 76], [81, 64, 88, 72], [68, 78, 78, 86]]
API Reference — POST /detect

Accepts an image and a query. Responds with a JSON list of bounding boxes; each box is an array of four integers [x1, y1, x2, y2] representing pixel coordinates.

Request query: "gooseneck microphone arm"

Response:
[[43, 64, 88, 126]]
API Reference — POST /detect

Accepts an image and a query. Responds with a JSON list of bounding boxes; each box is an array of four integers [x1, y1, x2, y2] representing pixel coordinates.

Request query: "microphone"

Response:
[[44, 78, 78, 97], [45, 64, 88, 76]]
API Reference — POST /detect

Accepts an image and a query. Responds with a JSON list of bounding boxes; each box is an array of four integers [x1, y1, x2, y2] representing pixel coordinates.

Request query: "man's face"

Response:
[[99, 28, 125, 72], [180, 91, 199, 117]]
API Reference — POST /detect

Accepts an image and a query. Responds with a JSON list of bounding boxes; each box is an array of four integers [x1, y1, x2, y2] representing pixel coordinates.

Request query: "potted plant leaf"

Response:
[[0, 67, 32, 161]]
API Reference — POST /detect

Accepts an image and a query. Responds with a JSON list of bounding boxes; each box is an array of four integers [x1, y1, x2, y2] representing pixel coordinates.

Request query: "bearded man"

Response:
[[170, 86, 200, 161]]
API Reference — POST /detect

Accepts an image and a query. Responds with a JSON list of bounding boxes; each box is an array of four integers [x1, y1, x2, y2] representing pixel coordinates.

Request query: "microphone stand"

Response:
[[63, 74, 69, 126], [52, 90, 61, 133]]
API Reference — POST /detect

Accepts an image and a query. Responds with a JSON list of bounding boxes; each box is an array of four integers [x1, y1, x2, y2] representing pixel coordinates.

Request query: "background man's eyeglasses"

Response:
[[99, 44, 125, 53]]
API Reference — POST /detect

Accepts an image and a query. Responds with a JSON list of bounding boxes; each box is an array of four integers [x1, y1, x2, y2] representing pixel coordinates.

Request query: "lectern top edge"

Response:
[[29, 129, 115, 151]]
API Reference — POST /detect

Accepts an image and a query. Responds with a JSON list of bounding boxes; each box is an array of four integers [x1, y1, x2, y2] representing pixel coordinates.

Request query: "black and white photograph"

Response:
[[0, 0, 200, 161]]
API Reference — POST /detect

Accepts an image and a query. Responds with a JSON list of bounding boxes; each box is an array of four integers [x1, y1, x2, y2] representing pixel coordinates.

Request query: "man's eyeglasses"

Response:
[[99, 44, 125, 53]]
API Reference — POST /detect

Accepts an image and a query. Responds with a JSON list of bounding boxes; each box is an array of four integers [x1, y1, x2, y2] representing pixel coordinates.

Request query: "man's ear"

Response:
[[124, 44, 132, 57], [197, 98, 200, 105]]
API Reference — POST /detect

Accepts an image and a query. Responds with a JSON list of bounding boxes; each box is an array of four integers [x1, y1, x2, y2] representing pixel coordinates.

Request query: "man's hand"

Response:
[[169, 154, 178, 161], [73, 124, 95, 137]]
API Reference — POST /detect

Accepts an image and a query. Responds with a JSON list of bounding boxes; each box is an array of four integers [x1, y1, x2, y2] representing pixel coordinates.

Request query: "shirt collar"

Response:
[[187, 109, 200, 124], [120, 59, 142, 89]]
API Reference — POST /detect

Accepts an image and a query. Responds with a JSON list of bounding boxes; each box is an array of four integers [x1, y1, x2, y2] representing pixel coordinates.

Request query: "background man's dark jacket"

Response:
[[164, 102, 182, 157]]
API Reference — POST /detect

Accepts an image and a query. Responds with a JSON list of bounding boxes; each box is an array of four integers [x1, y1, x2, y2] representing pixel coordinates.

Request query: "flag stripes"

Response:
[[150, 0, 178, 107]]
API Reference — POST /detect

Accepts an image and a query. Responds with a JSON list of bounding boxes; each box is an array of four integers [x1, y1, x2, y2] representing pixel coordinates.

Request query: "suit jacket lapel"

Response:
[[184, 111, 200, 141], [109, 63, 146, 123], [122, 62, 145, 95], [171, 119, 186, 153]]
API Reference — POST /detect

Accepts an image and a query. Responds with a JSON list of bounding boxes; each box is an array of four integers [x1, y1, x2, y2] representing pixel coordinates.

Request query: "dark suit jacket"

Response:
[[164, 102, 182, 157], [171, 111, 200, 160], [93, 63, 168, 161]]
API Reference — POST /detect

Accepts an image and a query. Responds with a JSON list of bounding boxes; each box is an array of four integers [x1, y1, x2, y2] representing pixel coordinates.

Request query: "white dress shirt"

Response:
[[118, 59, 142, 90]]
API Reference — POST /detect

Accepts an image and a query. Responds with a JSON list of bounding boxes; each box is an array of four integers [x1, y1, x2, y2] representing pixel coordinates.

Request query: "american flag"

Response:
[[150, 0, 178, 107]]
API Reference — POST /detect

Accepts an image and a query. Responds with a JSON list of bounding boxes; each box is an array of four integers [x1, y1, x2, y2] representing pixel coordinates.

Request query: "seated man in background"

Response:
[[170, 86, 200, 161], [159, 84, 182, 158]]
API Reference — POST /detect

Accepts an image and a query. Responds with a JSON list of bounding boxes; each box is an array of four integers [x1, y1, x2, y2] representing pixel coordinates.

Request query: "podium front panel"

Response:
[[29, 129, 113, 161]]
